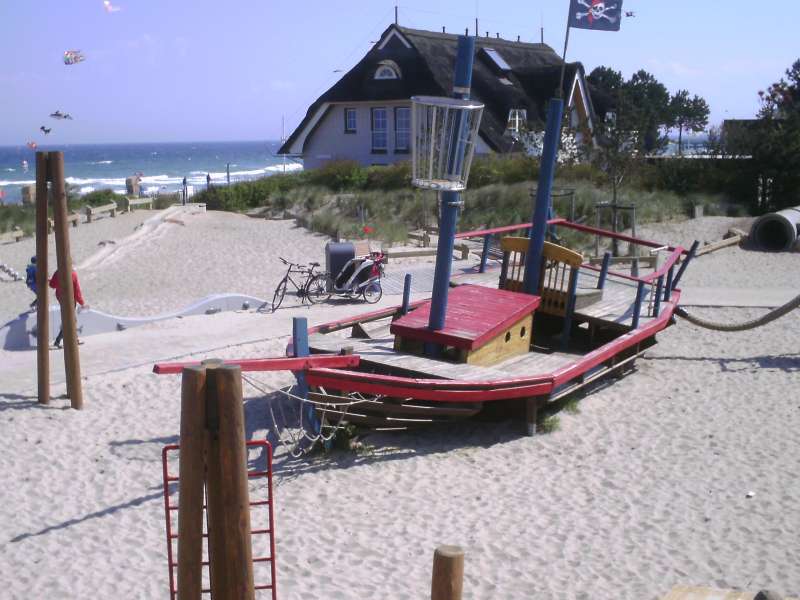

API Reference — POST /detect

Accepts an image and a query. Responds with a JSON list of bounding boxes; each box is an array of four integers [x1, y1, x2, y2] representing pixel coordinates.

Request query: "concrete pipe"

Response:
[[750, 206, 800, 251]]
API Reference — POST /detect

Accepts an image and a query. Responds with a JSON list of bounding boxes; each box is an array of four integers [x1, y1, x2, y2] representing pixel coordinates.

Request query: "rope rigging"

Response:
[[241, 373, 374, 458], [675, 292, 800, 332]]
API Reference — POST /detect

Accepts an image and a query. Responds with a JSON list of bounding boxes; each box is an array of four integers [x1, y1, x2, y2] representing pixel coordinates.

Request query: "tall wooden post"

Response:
[[205, 364, 255, 600], [431, 545, 465, 600], [49, 152, 83, 409], [177, 366, 208, 600], [35, 152, 50, 405]]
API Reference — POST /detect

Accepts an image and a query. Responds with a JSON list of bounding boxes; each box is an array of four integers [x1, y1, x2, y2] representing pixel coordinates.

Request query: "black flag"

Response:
[[569, 0, 624, 31]]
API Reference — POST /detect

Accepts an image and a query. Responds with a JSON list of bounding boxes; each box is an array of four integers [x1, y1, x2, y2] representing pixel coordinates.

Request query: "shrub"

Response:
[[365, 161, 411, 189], [80, 189, 119, 207], [307, 160, 367, 191]]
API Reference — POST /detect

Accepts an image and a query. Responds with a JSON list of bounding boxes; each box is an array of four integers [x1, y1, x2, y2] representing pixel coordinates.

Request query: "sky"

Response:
[[0, 0, 796, 145]]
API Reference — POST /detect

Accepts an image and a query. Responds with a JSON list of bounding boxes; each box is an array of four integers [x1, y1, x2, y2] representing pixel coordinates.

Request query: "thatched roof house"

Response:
[[279, 24, 598, 169]]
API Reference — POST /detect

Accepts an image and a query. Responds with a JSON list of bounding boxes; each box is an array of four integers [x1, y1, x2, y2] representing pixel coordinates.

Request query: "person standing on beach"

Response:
[[25, 256, 37, 309], [49, 267, 88, 347], [206, 173, 211, 190]]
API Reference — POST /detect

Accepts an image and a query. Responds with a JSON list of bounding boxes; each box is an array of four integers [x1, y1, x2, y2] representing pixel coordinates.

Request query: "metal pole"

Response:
[[653, 275, 664, 317], [35, 152, 49, 405], [597, 251, 611, 290], [631, 281, 645, 329], [49, 151, 83, 410], [671, 240, 699, 290], [226, 163, 230, 186], [427, 35, 475, 335], [664, 266, 674, 301], [522, 97, 564, 294], [479, 234, 491, 273], [292, 317, 319, 435], [401, 273, 412, 316]]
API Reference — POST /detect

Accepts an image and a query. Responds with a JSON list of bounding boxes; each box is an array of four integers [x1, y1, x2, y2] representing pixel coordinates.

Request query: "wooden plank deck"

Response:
[[309, 332, 579, 382]]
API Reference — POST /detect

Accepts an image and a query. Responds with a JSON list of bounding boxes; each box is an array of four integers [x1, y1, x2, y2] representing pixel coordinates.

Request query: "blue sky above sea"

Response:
[[0, 1, 796, 147]]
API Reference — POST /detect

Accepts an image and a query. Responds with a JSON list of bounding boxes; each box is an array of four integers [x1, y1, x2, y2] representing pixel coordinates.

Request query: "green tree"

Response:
[[748, 59, 800, 211], [669, 90, 710, 155], [623, 70, 671, 153]]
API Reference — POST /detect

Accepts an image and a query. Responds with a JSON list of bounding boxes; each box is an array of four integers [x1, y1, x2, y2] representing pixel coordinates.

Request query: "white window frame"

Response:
[[375, 65, 399, 80], [395, 107, 410, 152], [344, 108, 357, 133], [371, 107, 388, 153]]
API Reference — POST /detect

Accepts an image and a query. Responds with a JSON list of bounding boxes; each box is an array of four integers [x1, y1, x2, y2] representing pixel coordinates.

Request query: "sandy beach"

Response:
[[1, 210, 798, 599]]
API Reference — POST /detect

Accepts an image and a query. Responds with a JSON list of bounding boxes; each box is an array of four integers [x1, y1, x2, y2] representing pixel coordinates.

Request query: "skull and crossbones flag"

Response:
[[569, 0, 624, 31]]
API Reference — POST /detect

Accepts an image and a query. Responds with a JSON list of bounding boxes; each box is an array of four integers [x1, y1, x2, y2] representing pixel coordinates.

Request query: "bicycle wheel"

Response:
[[307, 274, 333, 304], [362, 280, 382, 304], [272, 277, 288, 312]]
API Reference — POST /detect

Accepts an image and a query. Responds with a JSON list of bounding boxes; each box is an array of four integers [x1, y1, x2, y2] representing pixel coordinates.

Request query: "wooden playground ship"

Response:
[[301, 218, 694, 434]]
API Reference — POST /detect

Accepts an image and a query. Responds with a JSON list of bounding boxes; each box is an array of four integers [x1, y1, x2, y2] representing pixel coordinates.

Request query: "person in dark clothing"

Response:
[[49, 268, 88, 347], [25, 256, 37, 309]]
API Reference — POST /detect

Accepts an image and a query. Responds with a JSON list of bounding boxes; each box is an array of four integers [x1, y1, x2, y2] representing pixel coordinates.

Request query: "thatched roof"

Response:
[[279, 25, 593, 155]]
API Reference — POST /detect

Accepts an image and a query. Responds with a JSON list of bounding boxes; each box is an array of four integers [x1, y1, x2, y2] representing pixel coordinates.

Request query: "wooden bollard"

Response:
[[176, 366, 208, 600], [205, 364, 255, 600], [431, 545, 464, 600]]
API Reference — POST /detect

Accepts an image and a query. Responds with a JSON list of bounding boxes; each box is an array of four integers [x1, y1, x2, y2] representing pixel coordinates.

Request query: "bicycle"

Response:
[[271, 257, 327, 312]]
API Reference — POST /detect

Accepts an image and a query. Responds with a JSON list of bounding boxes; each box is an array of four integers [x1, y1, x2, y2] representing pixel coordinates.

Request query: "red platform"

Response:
[[390, 284, 540, 350]]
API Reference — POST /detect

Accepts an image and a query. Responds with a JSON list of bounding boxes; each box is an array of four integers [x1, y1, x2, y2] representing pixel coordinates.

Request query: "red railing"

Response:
[[162, 439, 277, 599], [153, 354, 361, 375]]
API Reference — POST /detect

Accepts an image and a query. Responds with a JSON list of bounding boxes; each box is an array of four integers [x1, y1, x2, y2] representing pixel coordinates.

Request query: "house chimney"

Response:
[[442, 26, 445, 33], [517, 35, 520, 42], [496, 32, 500, 38], [485, 31, 489, 37]]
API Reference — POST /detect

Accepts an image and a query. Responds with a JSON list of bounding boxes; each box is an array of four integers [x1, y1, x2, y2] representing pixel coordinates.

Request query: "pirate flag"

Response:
[[569, 0, 624, 31]]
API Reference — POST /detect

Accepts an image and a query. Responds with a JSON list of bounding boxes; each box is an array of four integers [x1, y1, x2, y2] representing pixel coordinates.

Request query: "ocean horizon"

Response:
[[0, 140, 302, 204]]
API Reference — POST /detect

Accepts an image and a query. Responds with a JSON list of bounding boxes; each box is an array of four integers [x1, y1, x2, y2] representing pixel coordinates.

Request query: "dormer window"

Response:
[[506, 108, 528, 136], [481, 47, 512, 73], [374, 60, 400, 80]]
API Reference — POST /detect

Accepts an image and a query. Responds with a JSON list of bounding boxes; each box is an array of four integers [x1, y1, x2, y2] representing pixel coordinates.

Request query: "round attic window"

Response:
[[374, 61, 400, 80]]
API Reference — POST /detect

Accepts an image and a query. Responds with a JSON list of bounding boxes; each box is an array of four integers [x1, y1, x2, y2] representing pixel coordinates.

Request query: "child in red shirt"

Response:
[[49, 269, 87, 347]]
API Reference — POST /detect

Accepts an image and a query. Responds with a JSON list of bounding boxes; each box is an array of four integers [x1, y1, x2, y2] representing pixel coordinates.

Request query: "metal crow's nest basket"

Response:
[[411, 95, 484, 192]]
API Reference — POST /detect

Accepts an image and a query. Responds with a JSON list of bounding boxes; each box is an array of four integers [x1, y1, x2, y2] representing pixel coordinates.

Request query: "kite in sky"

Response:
[[50, 110, 73, 120], [103, 1, 121, 13], [63, 50, 86, 65], [40, 126, 52, 135]]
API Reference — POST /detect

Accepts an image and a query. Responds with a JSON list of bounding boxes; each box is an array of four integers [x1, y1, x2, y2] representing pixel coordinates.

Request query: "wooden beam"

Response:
[[35, 152, 49, 405], [695, 235, 742, 257], [177, 366, 207, 600], [205, 364, 255, 600], [49, 151, 83, 410]]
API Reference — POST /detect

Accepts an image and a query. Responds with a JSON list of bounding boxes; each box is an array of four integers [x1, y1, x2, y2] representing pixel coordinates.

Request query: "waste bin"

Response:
[[325, 242, 355, 289]]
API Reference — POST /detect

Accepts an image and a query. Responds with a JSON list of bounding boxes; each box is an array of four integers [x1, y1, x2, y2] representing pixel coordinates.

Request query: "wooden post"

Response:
[[431, 545, 465, 600], [205, 364, 255, 600], [49, 152, 83, 410], [177, 366, 208, 600], [35, 152, 49, 405]]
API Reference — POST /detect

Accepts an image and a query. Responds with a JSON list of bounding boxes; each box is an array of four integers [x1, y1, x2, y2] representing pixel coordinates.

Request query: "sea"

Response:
[[0, 140, 302, 204]]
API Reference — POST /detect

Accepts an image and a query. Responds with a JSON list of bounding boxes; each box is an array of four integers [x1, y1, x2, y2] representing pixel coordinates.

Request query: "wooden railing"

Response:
[[458, 218, 697, 329]]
